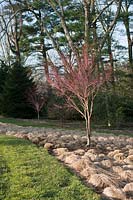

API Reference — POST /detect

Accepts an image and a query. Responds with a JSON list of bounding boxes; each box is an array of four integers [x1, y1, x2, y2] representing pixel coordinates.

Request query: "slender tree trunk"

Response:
[[85, 113, 91, 147], [83, 0, 90, 45], [40, 17, 49, 77], [37, 111, 40, 120], [105, 93, 111, 127], [127, 31, 133, 73], [122, 8, 133, 73], [99, 50, 112, 127], [107, 34, 115, 86]]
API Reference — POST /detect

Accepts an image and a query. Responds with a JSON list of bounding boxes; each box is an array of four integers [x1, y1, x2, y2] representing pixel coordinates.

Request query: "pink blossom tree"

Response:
[[48, 45, 111, 146], [26, 86, 45, 120]]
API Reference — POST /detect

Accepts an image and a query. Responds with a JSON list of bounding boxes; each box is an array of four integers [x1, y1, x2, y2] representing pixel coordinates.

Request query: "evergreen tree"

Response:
[[0, 61, 9, 93], [0, 61, 10, 114], [1, 62, 35, 118]]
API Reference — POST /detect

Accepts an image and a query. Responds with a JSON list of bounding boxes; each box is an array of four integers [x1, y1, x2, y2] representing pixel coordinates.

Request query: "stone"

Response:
[[57, 152, 71, 161], [64, 153, 80, 165], [31, 137, 39, 144], [70, 159, 86, 172], [39, 140, 47, 146], [53, 148, 68, 155], [106, 146, 112, 151], [27, 133, 34, 140], [80, 168, 93, 178], [101, 159, 113, 168], [114, 153, 125, 162], [125, 155, 133, 164], [60, 135, 73, 142], [123, 165, 133, 170], [65, 141, 78, 150], [119, 170, 133, 181], [87, 149, 96, 154], [98, 154, 106, 158], [6, 131, 16, 135], [126, 145, 133, 149], [108, 150, 121, 157], [126, 138, 133, 143], [112, 166, 123, 174], [74, 149, 85, 156], [14, 133, 25, 138], [123, 182, 133, 193], [81, 136, 87, 143], [84, 152, 97, 162], [103, 186, 126, 200], [44, 143, 54, 150], [89, 173, 116, 188], [129, 149, 133, 155]]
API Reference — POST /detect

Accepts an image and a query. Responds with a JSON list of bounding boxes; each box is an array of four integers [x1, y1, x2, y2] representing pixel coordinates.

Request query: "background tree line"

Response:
[[0, 0, 132, 127]]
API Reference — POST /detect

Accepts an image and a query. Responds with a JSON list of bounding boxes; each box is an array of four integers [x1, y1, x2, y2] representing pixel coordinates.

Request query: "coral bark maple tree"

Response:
[[48, 45, 111, 146], [27, 86, 45, 120]]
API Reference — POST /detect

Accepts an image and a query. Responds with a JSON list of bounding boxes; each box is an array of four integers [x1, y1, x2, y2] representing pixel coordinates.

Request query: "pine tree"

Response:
[[0, 61, 10, 114], [0, 61, 9, 93], [1, 62, 35, 118]]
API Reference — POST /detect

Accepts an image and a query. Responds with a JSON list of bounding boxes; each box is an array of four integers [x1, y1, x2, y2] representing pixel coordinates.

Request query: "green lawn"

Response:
[[0, 117, 56, 128], [0, 117, 132, 137], [0, 135, 100, 200]]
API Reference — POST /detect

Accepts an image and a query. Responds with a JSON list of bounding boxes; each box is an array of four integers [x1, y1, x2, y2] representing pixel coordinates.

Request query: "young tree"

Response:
[[26, 86, 45, 120], [48, 45, 111, 146]]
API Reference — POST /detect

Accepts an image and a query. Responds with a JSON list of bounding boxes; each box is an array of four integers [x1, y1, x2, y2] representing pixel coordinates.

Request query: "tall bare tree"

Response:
[[120, 0, 133, 72], [0, 0, 24, 64]]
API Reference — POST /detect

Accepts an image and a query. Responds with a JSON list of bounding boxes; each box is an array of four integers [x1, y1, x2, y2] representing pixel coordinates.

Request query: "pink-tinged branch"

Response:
[[47, 44, 111, 146], [26, 86, 46, 119]]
